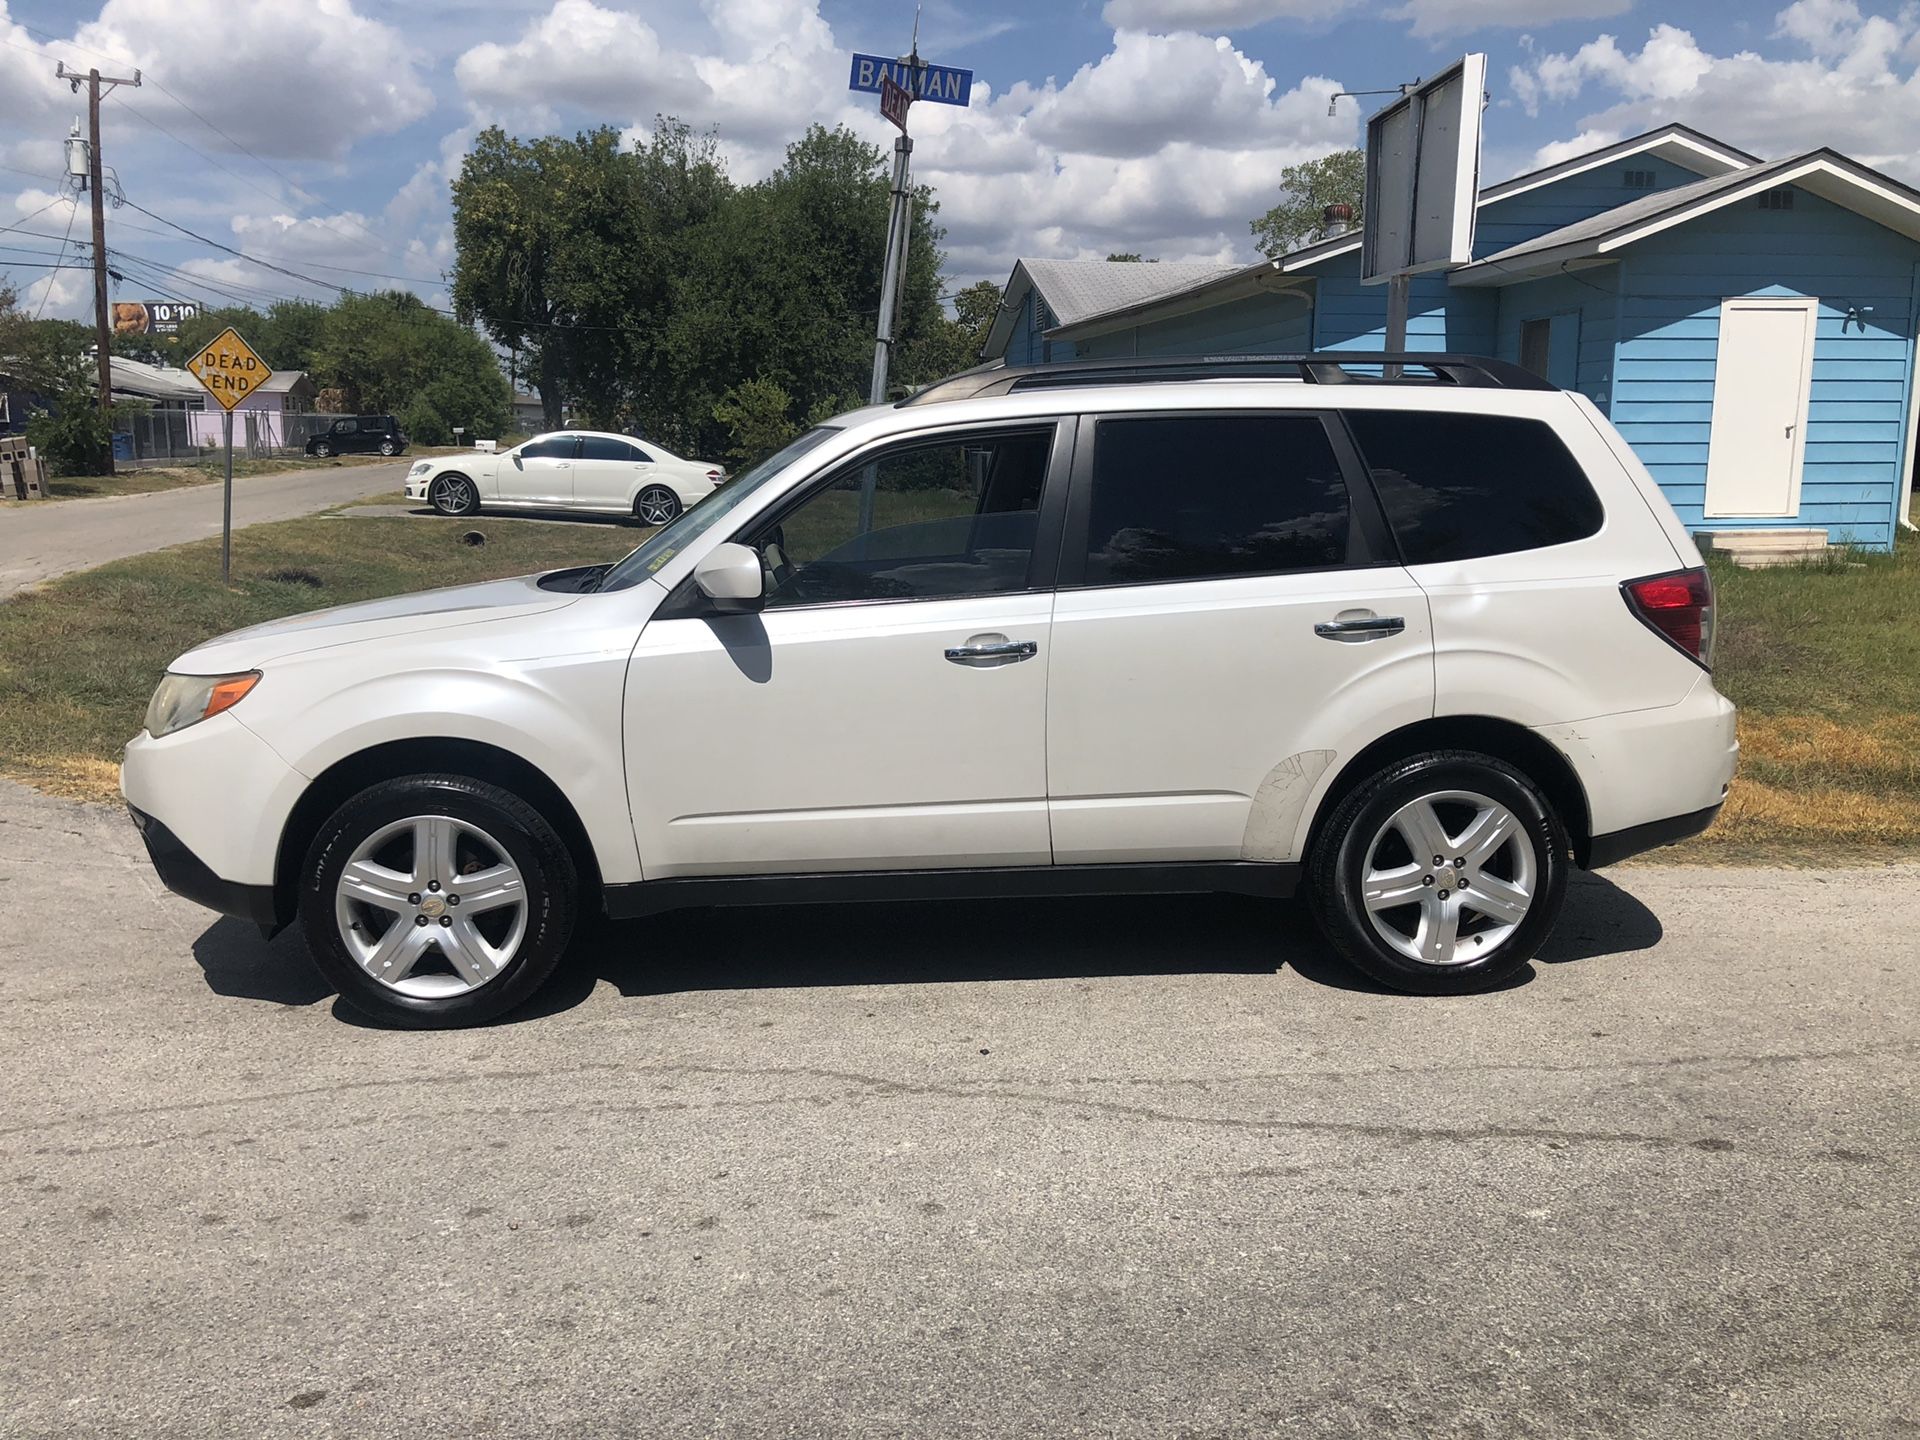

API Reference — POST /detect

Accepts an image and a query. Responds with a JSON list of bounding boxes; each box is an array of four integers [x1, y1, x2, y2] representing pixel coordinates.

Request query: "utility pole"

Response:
[[57, 61, 141, 475]]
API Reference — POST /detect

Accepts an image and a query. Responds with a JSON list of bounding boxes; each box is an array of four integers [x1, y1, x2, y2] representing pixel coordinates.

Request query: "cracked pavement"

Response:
[[1, 778, 1916, 1437]]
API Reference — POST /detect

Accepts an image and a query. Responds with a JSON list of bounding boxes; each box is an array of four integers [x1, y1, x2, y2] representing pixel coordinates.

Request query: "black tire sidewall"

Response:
[[313, 443, 331, 458], [636, 487, 679, 524], [1311, 753, 1568, 995], [298, 775, 577, 1028], [380, 441, 397, 456]]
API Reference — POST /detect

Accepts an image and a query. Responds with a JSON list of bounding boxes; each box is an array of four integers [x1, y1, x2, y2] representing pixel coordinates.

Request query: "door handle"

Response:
[[945, 635, 1038, 667], [1314, 615, 1405, 641]]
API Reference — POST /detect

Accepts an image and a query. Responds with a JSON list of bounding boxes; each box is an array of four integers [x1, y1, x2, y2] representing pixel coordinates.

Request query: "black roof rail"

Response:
[[897, 353, 1556, 406]]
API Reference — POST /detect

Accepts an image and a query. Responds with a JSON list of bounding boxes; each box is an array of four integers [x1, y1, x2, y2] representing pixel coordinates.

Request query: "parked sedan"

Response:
[[404, 430, 726, 524]]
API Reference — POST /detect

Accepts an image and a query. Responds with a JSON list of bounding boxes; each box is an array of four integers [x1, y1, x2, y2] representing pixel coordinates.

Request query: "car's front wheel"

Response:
[[1307, 751, 1568, 994], [298, 775, 579, 1028], [634, 485, 681, 526], [430, 474, 480, 517], [312, 441, 332, 459]]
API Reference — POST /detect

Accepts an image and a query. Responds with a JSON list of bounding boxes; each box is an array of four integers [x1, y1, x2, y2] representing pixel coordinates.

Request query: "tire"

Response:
[[312, 442, 332, 459], [633, 485, 682, 527], [379, 440, 398, 456], [298, 774, 579, 1028], [430, 474, 480, 517], [1306, 750, 1568, 995]]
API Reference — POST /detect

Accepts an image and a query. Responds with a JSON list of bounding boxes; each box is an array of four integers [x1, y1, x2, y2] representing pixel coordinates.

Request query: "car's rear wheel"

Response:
[[312, 441, 332, 458], [1307, 751, 1568, 994], [379, 440, 398, 457], [634, 485, 681, 526], [298, 775, 578, 1028], [430, 474, 479, 517]]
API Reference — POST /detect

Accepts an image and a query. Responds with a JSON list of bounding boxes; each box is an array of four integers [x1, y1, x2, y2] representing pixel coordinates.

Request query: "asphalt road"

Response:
[[0, 461, 410, 599], [1, 778, 1915, 1438]]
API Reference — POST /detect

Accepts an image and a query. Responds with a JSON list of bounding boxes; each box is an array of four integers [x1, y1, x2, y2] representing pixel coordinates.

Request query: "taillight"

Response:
[[1622, 566, 1714, 668]]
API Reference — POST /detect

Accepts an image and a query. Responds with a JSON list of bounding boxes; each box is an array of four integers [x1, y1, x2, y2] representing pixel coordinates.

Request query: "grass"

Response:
[[0, 511, 643, 799], [1663, 522, 1920, 863]]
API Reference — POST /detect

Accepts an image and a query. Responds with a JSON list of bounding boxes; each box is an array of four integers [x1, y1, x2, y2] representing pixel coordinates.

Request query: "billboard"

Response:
[[1361, 53, 1486, 283], [112, 301, 202, 335]]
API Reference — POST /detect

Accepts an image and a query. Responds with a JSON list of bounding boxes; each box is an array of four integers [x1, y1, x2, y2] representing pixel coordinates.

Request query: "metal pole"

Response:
[[869, 134, 913, 405], [1385, 273, 1410, 379], [86, 71, 113, 475], [221, 407, 233, 584]]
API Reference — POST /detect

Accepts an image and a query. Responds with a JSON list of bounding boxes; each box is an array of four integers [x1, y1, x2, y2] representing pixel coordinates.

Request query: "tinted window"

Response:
[[1344, 411, 1603, 563], [1079, 415, 1349, 585], [750, 428, 1052, 607], [520, 436, 577, 460], [579, 436, 644, 462], [333, 419, 356, 434]]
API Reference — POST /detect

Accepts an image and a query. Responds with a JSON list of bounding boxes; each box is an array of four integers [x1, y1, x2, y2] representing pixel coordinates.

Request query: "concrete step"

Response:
[[1694, 527, 1832, 567]]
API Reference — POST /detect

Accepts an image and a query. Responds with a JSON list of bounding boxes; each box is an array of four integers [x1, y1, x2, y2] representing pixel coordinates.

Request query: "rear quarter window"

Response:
[[1344, 411, 1604, 564]]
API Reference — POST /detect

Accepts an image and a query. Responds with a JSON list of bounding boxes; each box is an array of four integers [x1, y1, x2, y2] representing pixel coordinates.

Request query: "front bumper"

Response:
[[128, 805, 281, 934]]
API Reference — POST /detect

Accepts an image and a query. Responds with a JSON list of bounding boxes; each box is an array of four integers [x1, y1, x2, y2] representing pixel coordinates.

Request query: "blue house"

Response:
[[983, 126, 1920, 553]]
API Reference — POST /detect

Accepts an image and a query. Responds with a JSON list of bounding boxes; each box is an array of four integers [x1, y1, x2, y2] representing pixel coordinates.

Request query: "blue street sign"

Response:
[[848, 52, 973, 107]]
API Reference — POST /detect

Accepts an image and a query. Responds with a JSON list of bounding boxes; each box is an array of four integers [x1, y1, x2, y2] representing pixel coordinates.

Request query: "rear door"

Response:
[[573, 435, 650, 510], [1044, 409, 1434, 865]]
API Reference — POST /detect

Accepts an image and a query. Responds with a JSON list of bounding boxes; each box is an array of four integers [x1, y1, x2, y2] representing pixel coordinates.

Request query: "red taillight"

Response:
[[1623, 566, 1714, 668]]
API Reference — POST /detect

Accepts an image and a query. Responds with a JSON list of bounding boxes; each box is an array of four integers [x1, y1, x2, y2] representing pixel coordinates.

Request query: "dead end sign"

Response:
[[187, 327, 270, 410]]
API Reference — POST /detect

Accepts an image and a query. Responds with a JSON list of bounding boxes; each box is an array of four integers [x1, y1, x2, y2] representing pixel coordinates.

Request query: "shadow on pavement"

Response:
[[192, 869, 1664, 1025]]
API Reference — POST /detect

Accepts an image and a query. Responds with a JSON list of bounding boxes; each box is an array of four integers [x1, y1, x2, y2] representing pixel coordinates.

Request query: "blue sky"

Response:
[[3, 0, 1918, 321]]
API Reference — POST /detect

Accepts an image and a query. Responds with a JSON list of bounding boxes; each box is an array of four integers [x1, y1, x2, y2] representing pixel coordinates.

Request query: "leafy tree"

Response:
[[14, 316, 128, 474], [112, 299, 330, 372], [1251, 149, 1365, 258], [712, 376, 799, 464], [310, 291, 509, 443]]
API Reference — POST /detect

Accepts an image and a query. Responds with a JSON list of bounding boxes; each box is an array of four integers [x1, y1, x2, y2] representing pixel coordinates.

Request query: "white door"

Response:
[[1704, 297, 1816, 518], [624, 423, 1063, 878], [1046, 412, 1434, 864], [496, 434, 576, 505], [573, 435, 648, 510]]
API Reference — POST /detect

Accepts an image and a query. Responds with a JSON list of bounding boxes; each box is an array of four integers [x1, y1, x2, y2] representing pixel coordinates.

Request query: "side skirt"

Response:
[[603, 861, 1301, 920]]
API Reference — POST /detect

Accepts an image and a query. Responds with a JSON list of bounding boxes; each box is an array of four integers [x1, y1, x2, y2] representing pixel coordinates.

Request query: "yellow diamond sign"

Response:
[[186, 326, 270, 411]]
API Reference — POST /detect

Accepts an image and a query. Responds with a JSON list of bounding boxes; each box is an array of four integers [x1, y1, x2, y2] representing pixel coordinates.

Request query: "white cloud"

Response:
[[1391, 0, 1632, 38], [1510, 5, 1920, 176]]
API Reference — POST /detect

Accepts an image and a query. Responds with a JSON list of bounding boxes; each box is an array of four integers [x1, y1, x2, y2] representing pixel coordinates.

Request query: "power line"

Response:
[[33, 192, 80, 319]]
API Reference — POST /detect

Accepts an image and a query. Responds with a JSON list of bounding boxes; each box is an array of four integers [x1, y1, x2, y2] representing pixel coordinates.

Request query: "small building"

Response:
[[185, 370, 318, 449], [984, 125, 1920, 552]]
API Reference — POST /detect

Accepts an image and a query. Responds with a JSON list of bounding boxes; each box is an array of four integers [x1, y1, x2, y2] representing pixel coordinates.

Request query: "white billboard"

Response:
[[1361, 53, 1486, 284]]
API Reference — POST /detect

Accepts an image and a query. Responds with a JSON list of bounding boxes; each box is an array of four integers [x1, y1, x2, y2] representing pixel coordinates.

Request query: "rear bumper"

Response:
[[1586, 801, 1724, 869], [128, 805, 281, 934]]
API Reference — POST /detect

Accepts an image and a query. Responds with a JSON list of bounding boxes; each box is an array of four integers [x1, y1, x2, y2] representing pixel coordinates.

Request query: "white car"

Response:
[[404, 430, 726, 525], [124, 355, 1737, 1028]]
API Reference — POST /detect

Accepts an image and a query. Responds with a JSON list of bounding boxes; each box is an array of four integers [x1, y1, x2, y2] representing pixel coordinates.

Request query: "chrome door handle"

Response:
[[945, 637, 1038, 667], [1314, 616, 1405, 641]]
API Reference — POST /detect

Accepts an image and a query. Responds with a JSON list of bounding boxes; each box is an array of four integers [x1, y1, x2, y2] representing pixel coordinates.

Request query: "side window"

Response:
[[1078, 414, 1350, 586], [748, 427, 1053, 608], [579, 436, 643, 462], [1344, 411, 1604, 563], [334, 419, 356, 435], [520, 436, 577, 460]]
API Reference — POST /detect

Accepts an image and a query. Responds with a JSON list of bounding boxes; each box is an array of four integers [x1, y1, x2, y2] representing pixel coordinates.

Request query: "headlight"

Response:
[[408, 461, 431, 476], [144, 671, 261, 738]]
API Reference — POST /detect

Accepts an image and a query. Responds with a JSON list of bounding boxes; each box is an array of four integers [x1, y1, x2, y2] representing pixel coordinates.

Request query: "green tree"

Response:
[[712, 376, 799, 464], [310, 291, 510, 444], [1251, 149, 1365, 257], [13, 315, 129, 475]]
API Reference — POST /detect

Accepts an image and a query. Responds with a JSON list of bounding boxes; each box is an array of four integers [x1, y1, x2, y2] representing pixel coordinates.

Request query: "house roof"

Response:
[[1277, 122, 1761, 275], [255, 370, 312, 394], [982, 258, 1240, 355], [106, 356, 206, 400], [1452, 148, 1920, 286]]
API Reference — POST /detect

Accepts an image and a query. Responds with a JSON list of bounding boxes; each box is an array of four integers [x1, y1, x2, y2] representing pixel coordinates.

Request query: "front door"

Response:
[[1704, 297, 1817, 518], [497, 434, 577, 506], [624, 421, 1067, 879], [1045, 411, 1434, 865]]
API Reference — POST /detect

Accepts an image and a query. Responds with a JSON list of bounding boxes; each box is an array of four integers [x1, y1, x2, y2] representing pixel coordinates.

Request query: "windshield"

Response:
[[597, 426, 843, 592]]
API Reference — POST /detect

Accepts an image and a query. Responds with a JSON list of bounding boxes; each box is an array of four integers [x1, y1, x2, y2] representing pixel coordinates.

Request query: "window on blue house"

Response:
[[1758, 188, 1794, 210], [1622, 169, 1656, 189]]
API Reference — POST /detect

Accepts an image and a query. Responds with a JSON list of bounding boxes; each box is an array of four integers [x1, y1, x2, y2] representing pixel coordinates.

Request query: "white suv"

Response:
[[122, 356, 1737, 1028]]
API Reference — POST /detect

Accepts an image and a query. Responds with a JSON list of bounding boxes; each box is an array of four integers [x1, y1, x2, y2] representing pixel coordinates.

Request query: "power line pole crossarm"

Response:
[[56, 60, 141, 476]]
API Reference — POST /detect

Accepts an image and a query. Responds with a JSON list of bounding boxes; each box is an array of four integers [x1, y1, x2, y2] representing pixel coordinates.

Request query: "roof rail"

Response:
[[898, 353, 1556, 406]]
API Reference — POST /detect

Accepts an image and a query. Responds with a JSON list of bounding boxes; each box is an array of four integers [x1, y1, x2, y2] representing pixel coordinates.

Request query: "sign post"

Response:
[[1360, 53, 1486, 374], [852, 33, 971, 405], [185, 326, 270, 584]]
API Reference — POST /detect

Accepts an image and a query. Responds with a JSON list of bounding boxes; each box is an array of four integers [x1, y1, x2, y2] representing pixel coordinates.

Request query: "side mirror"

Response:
[[693, 542, 765, 614]]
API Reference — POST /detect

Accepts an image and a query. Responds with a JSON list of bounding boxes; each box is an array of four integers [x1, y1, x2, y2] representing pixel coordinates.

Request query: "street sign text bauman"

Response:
[[186, 326, 269, 411], [848, 53, 972, 105]]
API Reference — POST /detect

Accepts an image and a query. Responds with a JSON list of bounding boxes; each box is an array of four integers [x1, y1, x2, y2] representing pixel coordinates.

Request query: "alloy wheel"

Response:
[[433, 476, 474, 514], [332, 814, 528, 998], [1360, 789, 1536, 967], [635, 486, 680, 526]]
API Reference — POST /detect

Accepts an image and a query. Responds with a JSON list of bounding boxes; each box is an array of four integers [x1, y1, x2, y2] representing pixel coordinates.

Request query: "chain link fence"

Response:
[[119, 410, 358, 466]]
